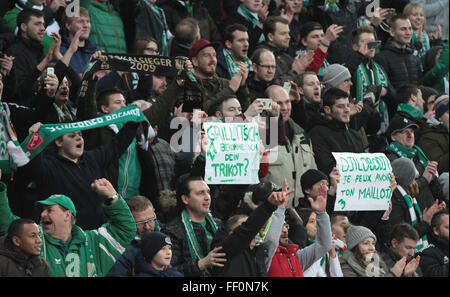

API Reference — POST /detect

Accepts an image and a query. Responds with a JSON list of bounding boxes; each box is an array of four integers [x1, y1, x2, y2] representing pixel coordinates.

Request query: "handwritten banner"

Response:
[[203, 122, 260, 184], [332, 152, 393, 211]]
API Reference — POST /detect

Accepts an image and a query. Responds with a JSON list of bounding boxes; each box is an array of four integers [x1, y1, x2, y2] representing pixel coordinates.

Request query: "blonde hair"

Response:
[[403, 3, 426, 30], [404, 180, 420, 198]]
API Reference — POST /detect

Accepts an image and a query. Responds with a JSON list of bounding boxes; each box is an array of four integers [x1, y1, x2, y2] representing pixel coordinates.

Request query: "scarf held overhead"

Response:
[[20, 105, 148, 160]]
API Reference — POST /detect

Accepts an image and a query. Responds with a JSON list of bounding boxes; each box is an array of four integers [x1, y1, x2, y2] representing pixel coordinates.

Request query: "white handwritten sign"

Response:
[[332, 152, 393, 211], [203, 122, 260, 184]]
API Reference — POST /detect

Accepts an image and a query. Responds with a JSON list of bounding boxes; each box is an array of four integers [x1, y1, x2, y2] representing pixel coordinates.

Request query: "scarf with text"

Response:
[[20, 105, 148, 160]]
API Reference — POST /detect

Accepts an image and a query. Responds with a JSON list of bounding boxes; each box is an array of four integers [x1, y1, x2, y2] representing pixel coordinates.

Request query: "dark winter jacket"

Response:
[[374, 39, 422, 90], [19, 121, 139, 230], [210, 200, 277, 277], [246, 72, 274, 103], [381, 246, 422, 277], [0, 235, 50, 277], [134, 251, 183, 277], [309, 118, 364, 174], [257, 42, 297, 82], [6, 36, 43, 105], [417, 118, 449, 174], [419, 234, 449, 277]]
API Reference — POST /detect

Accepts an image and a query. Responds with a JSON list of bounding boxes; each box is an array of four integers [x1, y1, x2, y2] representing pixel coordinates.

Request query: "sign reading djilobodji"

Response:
[[332, 152, 393, 211], [203, 122, 260, 184]]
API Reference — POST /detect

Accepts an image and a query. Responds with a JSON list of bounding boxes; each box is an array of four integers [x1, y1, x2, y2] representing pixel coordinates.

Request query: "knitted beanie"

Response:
[[300, 169, 329, 196], [141, 232, 172, 262], [322, 64, 352, 89], [346, 225, 377, 251], [391, 158, 416, 187], [434, 93, 449, 120]]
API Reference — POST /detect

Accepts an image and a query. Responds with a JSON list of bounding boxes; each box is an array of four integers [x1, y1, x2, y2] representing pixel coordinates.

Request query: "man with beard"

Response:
[[291, 71, 322, 131], [216, 24, 252, 80], [420, 210, 449, 277], [183, 38, 250, 115]]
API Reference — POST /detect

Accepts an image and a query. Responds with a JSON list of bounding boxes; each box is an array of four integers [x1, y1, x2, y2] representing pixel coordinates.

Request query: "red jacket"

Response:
[[267, 244, 304, 277]]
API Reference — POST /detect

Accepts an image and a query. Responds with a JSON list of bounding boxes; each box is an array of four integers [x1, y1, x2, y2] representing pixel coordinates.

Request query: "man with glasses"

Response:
[[106, 195, 160, 276], [247, 48, 277, 102]]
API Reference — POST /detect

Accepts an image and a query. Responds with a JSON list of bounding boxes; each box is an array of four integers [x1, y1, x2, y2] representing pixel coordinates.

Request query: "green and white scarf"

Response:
[[411, 31, 430, 67], [0, 103, 20, 174], [386, 142, 429, 169], [397, 103, 424, 120], [355, 60, 389, 132], [146, 1, 171, 55], [396, 185, 429, 253], [238, 4, 259, 28], [19, 104, 148, 161], [181, 209, 218, 277], [223, 49, 253, 79], [237, 4, 265, 43]]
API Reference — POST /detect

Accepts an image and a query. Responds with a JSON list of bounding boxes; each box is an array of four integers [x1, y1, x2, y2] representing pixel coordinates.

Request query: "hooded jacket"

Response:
[[374, 39, 422, 90], [309, 117, 364, 174], [0, 235, 50, 277], [0, 183, 136, 277], [419, 233, 449, 277]]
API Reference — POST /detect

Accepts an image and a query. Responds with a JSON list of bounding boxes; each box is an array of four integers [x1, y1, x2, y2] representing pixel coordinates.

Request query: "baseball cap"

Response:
[[388, 116, 419, 136], [189, 39, 219, 59], [36, 194, 77, 216]]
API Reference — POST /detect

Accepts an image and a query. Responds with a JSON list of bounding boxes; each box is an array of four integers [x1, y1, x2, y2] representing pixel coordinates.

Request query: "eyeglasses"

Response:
[[257, 64, 277, 70], [135, 215, 157, 227]]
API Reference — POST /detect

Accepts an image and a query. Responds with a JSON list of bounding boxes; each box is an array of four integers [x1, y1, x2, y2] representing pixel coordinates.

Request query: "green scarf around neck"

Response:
[[386, 142, 429, 169], [181, 209, 218, 277], [397, 103, 424, 120]]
